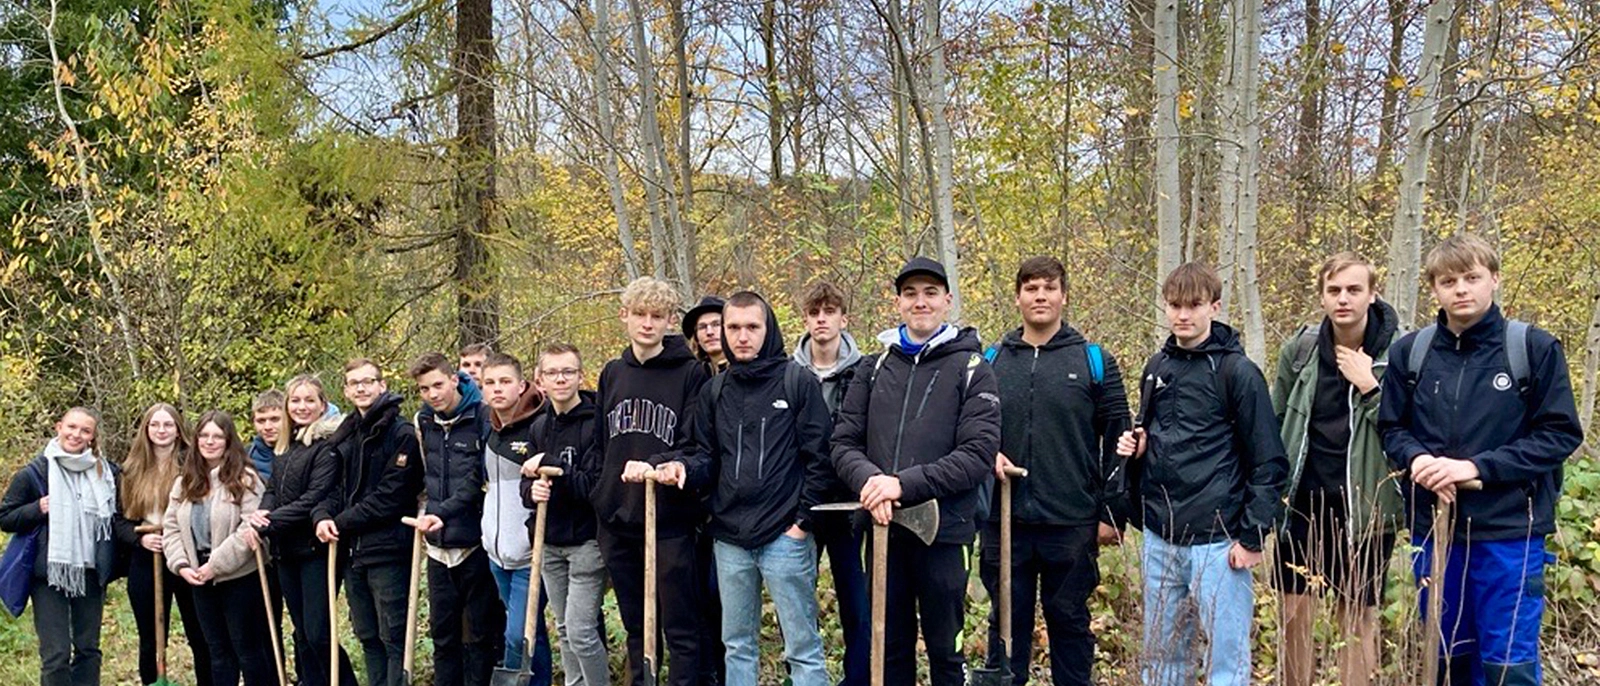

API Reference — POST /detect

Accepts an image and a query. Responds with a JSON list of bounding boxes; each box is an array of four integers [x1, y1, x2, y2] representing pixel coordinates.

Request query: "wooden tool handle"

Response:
[[537, 466, 565, 479], [870, 522, 888, 686], [1001, 466, 1028, 478], [135, 523, 161, 534]]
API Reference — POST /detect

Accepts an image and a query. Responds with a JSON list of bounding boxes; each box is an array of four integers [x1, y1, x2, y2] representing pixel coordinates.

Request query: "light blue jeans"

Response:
[[714, 534, 830, 686], [1141, 530, 1254, 686], [488, 560, 552, 683]]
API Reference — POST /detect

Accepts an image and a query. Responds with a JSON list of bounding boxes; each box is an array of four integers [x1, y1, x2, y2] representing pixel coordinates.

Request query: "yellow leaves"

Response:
[[1329, 42, 1345, 56], [1178, 90, 1195, 120], [1389, 75, 1406, 90]]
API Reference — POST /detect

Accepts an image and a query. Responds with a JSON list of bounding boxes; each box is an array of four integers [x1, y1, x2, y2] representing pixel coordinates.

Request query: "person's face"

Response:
[[1015, 277, 1065, 328], [1431, 262, 1499, 325], [252, 408, 282, 445], [722, 304, 767, 362], [804, 303, 847, 345], [536, 353, 583, 405], [481, 364, 525, 412], [693, 313, 725, 357], [55, 411, 97, 454], [343, 364, 386, 412], [1164, 297, 1221, 346], [621, 307, 672, 349], [415, 370, 463, 413], [146, 409, 179, 450], [196, 422, 228, 463], [896, 277, 952, 339], [458, 354, 486, 382], [1321, 266, 1376, 329], [287, 384, 326, 427]]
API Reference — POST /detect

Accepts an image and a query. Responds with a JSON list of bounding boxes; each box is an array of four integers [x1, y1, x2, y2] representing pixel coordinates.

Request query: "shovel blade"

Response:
[[489, 666, 532, 686], [966, 666, 1010, 686]]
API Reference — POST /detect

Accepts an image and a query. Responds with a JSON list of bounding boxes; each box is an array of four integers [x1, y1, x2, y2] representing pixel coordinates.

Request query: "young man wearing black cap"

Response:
[[831, 257, 1002, 686], [684, 295, 729, 375]]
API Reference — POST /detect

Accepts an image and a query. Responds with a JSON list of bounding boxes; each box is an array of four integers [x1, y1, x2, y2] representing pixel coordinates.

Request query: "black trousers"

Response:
[[346, 553, 412, 686], [873, 530, 969, 686], [278, 548, 359, 686], [979, 522, 1100, 686], [427, 547, 505, 686], [598, 525, 703, 686], [192, 574, 278, 686], [694, 527, 725, 685], [32, 580, 105, 686], [128, 546, 213, 686]]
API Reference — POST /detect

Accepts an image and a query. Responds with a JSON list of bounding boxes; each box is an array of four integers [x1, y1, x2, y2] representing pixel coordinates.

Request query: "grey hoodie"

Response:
[[794, 330, 864, 417]]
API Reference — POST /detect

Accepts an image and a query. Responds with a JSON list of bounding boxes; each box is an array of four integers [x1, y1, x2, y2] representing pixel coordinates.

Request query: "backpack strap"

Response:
[[1212, 352, 1239, 425], [1086, 342, 1105, 387], [1289, 323, 1320, 377], [1506, 320, 1530, 393], [1406, 324, 1438, 388], [783, 362, 805, 406], [1135, 351, 1167, 429], [982, 344, 999, 363]]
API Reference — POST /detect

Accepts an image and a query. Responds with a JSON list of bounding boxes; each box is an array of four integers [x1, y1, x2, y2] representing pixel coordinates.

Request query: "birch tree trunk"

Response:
[[627, 0, 690, 298], [1237, 0, 1265, 365], [924, 0, 962, 321], [1582, 291, 1600, 438], [588, 0, 640, 280], [1153, 0, 1182, 338], [1387, 0, 1456, 327]]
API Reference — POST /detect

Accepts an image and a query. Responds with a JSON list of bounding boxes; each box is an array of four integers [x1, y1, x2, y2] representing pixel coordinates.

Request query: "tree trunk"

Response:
[[1236, 0, 1265, 365], [1153, 0, 1182, 337], [1387, 0, 1455, 328], [454, 0, 499, 347], [1375, 0, 1406, 181], [627, 0, 690, 299], [1582, 291, 1600, 439], [1292, 0, 1324, 239], [761, 0, 782, 181], [1122, 0, 1155, 247], [888, 0, 915, 252], [671, 0, 695, 288], [924, 0, 962, 321], [588, 0, 641, 281]]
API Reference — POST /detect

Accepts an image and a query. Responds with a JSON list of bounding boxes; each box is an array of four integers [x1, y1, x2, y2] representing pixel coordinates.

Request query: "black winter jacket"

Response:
[[590, 336, 710, 539], [831, 325, 1002, 545], [0, 455, 133, 586], [794, 331, 867, 504], [316, 393, 423, 560], [988, 325, 1132, 528], [417, 374, 492, 550], [1132, 322, 1288, 551], [1379, 305, 1583, 541], [261, 414, 344, 560], [523, 391, 602, 547], [684, 298, 834, 549]]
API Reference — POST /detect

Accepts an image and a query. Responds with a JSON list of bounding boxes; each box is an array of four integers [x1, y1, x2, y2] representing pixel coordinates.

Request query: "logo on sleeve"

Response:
[[1493, 373, 1513, 391], [772, 399, 789, 410]]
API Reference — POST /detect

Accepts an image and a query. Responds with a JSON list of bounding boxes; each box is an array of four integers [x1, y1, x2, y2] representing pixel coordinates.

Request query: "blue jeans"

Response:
[[1412, 535, 1546, 686], [489, 561, 553, 684], [714, 534, 830, 686], [1141, 531, 1253, 686]]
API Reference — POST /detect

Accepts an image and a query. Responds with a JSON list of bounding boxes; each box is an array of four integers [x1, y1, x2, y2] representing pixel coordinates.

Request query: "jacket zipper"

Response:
[[914, 370, 940, 419], [757, 418, 767, 480], [1025, 348, 1039, 518], [891, 355, 922, 473], [735, 423, 745, 479]]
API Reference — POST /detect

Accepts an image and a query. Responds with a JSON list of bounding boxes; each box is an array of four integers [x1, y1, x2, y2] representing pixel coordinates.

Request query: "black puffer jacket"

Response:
[[1132, 322, 1288, 551], [316, 393, 423, 560], [831, 325, 1002, 545], [417, 373, 491, 550], [261, 413, 344, 560], [987, 325, 1132, 528], [522, 391, 601, 547]]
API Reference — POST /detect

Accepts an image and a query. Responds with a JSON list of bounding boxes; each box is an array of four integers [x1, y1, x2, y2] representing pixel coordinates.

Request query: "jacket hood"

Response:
[[1162, 320, 1245, 357], [491, 380, 544, 431], [794, 330, 863, 379], [726, 294, 789, 380], [358, 392, 405, 433], [875, 323, 974, 358], [999, 323, 1086, 351], [418, 371, 482, 423], [622, 334, 697, 369], [552, 389, 599, 421], [296, 410, 345, 445], [1365, 298, 1400, 354]]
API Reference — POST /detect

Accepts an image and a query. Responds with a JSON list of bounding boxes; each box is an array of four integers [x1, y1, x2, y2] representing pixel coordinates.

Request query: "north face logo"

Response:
[[772, 399, 790, 409]]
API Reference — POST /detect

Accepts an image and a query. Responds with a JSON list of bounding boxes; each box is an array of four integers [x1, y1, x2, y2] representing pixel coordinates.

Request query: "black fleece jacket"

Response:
[[1132, 322, 1288, 551], [316, 392, 423, 560], [589, 335, 710, 539], [523, 391, 602, 547], [0, 454, 133, 586], [987, 324, 1132, 528], [831, 325, 1002, 545], [682, 297, 834, 549]]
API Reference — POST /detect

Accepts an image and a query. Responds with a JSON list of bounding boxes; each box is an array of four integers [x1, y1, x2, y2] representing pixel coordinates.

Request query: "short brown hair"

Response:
[[537, 343, 583, 369], [1424, 233, 1500, 284], [482, 352, 523, 377], [408, 352, 455, 380], [343, 358, 383, 382], [251, 389, 285, 415], [1015, 256, 1067, 293], [458, 342, 493, 358], [1317, 252, 1378, 291], [1161, 262, 1223, 305], [798, 282, 848, 314]]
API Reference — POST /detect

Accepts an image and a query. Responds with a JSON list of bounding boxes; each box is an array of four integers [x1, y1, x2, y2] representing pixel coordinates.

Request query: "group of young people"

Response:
[[0, 232, 1580, 686]]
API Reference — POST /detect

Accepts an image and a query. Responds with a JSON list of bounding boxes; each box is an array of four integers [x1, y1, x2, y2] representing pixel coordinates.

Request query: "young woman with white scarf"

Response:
[[0, 407, 133, 686]]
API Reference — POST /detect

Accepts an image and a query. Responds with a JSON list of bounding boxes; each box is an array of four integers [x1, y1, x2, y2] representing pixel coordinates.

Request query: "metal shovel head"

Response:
[[966, 665, 1010, 686], [810, 499, 940, 545], [490, 663, 532, 686]]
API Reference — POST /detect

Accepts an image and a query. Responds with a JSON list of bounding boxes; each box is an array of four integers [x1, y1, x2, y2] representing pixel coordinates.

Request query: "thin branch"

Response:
[[300, 0, 443, 60]]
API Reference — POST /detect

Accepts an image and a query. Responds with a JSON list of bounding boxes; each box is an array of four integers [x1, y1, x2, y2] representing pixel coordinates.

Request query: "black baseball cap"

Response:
[[894, 257, 949, 291], [682, 295, 726, 339]]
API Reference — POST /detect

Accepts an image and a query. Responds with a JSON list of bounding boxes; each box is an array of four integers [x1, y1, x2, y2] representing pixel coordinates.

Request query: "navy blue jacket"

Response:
[[416, 374, 492, 550], [1378, 305, 1583, 541]]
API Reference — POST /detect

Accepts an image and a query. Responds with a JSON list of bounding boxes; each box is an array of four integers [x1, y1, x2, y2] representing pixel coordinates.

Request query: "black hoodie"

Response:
[[316, 392, 423, 560], [1133, 321, 1288, 551], [987, 324, 1132, 528], [589, 335, 710, 539], [831, 325, 1002, 545], [523, 390, 602, 547], [682, 296, 834, 549]]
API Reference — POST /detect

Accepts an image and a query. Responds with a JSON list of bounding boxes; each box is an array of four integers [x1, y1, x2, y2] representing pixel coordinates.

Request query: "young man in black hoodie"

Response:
[[831, 257, 1002, 686], [791, 280, 870, 686], [313, 358, 423, 686], [409, 352, 505, 686], [665, 291, 833, 686], [596, 277, 712, 686], [523, 343, 610, 685], [982, 256, 1131, 685], [1116, 263, 1287, 686]]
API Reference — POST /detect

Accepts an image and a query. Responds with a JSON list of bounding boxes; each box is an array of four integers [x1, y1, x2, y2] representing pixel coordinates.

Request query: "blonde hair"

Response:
[[1318, 252, 1378, 291], [276, 374, 330, 455], [121, 403, 190, 522], [620, 277, 682, 315], [1424, 233, 1500, 284]]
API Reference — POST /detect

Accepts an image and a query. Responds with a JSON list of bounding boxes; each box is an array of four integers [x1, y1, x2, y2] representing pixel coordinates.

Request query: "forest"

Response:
[[2, 0, 1599, 681]]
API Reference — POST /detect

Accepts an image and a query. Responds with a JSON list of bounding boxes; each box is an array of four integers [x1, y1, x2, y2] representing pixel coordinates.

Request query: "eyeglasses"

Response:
[[345, 377, 382, 389], [696, 321, 722, 332], [542, 369, 581, 380]]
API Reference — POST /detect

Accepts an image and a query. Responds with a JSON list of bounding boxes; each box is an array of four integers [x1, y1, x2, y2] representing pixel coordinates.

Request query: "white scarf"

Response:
[[43, 438, 116, 597]]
